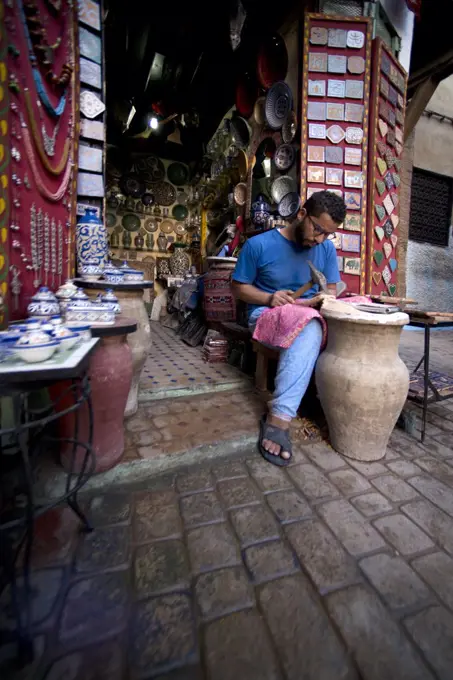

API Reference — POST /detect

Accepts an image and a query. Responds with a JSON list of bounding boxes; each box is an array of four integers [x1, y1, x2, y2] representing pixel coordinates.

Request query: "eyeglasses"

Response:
[[307, 215, 336, 241]]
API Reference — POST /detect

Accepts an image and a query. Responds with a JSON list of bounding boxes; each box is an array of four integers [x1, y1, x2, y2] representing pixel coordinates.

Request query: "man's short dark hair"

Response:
[[303, 190, 347, 225]]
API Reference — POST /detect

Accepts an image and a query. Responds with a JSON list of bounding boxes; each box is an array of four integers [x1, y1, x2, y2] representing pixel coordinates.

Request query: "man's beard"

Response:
[[294, 220, 310, 249]]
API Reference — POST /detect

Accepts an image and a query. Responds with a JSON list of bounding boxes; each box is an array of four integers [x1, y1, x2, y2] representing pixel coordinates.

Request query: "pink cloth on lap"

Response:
[[252, 296, 370, 349]]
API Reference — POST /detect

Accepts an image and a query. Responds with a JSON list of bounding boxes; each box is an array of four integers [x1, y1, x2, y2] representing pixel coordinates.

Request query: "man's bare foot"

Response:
[[262, 414, 291, 460]]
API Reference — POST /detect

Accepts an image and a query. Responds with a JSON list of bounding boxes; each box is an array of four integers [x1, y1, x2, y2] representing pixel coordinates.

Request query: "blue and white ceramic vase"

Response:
[[251, 194, 271, 228], [76, 208, 108, 275]]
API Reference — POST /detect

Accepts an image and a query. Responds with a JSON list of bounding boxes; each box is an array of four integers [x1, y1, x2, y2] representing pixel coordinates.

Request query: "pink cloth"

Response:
[[252, 296, 370, 349]]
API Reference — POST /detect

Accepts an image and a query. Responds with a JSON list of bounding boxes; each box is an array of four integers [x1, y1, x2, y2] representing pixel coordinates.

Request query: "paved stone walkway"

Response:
[[3, 400, 453, 679]]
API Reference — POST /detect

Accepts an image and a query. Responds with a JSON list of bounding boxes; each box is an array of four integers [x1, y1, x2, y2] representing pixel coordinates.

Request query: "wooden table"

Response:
[[406, 311, 453, 443]]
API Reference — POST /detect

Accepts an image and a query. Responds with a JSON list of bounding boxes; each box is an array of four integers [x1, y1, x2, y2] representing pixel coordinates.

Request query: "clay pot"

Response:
[[169, 244, 190, 276], [315, 307, 409, 461]]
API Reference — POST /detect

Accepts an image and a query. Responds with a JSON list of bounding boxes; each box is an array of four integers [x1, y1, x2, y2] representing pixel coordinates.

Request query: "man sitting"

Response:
[[232, 190, 346, 466]]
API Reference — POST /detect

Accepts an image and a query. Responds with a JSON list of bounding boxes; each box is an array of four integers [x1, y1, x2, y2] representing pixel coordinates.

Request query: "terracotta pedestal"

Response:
[[75, 280, 153, 417], [315, 306, 409, 461]]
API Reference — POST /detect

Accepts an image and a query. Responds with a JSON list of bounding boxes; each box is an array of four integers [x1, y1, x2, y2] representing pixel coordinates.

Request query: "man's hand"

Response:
[[297, 294, 326, 308], [269, 290, 295, 307]]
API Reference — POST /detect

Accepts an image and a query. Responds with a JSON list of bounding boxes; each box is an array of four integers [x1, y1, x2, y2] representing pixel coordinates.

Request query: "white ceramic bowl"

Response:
[[14, 340, 60, 363], [66, 324, 92, 342], [57, 332, 80, 352]]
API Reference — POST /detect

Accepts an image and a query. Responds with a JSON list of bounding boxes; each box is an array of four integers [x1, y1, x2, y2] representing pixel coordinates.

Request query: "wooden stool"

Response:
[[252, 340, 279, 393]]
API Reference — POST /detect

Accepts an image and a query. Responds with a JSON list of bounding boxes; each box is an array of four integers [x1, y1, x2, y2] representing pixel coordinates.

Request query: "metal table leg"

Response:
[[421, 325, 430, 443]]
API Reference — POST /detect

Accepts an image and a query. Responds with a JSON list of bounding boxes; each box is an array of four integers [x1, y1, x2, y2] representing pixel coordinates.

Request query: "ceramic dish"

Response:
[[106, 212, 117, 228], [55, 332, 80, 352], [257, 33, 288, 89], [271, 175, 296, 203], [121, 213, 141, 232], [66, 323, 92, 342], [230, 116, 251, 149], [160, 219, 174, 234], [265, 81, 293, 130], [152, 181, 177, 206], [144, 218, 158, 233], [175, 223, 186, 236], [141, 192, 154, 206], [172, 204, 189, 221], [167, 162, 189, 186], [274, 143, 296, 171], [282, 111, 297, 144], [234, 182, 247, 206], [278, 191, 301, 218], [120, 173, 144, 198], [254, 97, 266, 125], [135, 155, 165, 183], [14, 340, 60, 363], [235, 73, 257, 118], [236, 149, 248, 181]]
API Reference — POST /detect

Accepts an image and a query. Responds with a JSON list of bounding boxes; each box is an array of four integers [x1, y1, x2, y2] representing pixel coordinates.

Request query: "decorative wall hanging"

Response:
[[301, 13, 372, 294], [6, 0, 79, 319], [366, 38, 407, 296], [79, 90, 106, 119]]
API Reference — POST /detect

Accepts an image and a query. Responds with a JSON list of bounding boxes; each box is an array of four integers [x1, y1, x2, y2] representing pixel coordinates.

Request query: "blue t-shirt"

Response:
[[232, 229, 340, 316]]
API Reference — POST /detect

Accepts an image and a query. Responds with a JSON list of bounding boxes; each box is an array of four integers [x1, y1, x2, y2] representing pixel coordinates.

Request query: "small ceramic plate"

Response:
[[282, 111, 297, 144], [175, 223, 186, 236], [274, 144, 295, 171], [234, 182, 247, 206], [278, 191, 300, 218], [167, 162, 189, 186], [271, 175, 296, 203], [106, 212, 117, 228], [172, 204, 188, 221], [121, 213, 141, 232], [254, 97, 266, 125], [144, 218, 158, 233], [230, 116, 251, 148], [153, 181, 177, 206], [160, 219, 174, 234], [236, 149, 248, 181], [265, 81, 293, 130]]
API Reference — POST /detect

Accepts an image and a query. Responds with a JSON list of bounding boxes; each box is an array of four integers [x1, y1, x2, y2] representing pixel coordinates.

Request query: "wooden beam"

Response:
[[404, 77, 439, 141], [409, 49, 453, 91]]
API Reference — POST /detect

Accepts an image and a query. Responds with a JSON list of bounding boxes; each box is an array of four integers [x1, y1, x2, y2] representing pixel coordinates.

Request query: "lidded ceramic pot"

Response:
[[27, 287, 60, 318]]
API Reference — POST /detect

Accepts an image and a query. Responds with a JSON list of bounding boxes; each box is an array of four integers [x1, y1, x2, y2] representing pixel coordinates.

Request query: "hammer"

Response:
[[291, 260, 331, 299]]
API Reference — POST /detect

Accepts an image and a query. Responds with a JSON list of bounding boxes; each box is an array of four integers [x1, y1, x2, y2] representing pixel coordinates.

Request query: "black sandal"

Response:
[[258, 415, 292, 467]]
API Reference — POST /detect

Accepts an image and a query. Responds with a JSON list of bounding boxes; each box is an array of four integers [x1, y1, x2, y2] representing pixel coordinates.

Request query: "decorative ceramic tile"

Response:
[[384, 148, 395, 167], [307, 146, 325, 162], [381, 53, 391, 76], [383, 194, 394, 215], [77, 171, 104, 197], [388, 85, 398, 106], [374, 250, 383, 266], [377, 140, 387, 156], [345, 103, 364, 123], [395, 127, 403, 143], [390, 214, 399, 229], [344, 147, 362, 166], [79, 26, 102, 64], [327, 79, 346, 98], [388, 110, 396, 128], [345, 80, 364, 100], [384, 172, 394, 191], [389, 258, 397, 272], [380, 78, 389, 99], [347, 30, 365, 49], [325, 146, 343, 164], [379, 101, 389, 121], [307, 166, 325, 183], [337, 256, 344, 272], [308, 102, 326, 121], [387, 282, 397, 295], [382, 265, 391, 285], [391, 192, 399, 208], [309, 52, 328, 72], [344, 170, 363, 189], [383, 242, 392, 259], [395, 141, 403, 156], [344, 257, 361, 275], [389, 65, 398, 86], [308, 80, 326, 97], [375, 204, 385, 221], [348, 56, 365, 75], [77, 202, 101, 217], [397, 93, 404, 109], [78, 143, 103, 173], [373, 271, 382, 285], [377, 158, 387, 176], [310, 26, 328, 45], [342, 233, 360, 252], [395, 109, 404, 125], [376, 179, 386, 196], [374, 226, 384, 241], [326, 103, 345, 121], [328, 55, 347, 74], [332, 233, 342, 249], [397, 73, 405, 93], [80, 58, 102, 90], [326, 167, 343, 186], [344, 192, 361, 210], [80, 90, 105, 119], [326, 124, 345, 144], [80, 118, 105, 141], [345, 214, 361, 231], [330, 189, 343, 198], [306, 187, 319, 199], [387, 130, 396, 147], [394, 159, 402, 171], [78, 0, 101, 31], [391, 233, 398, 248], [345, 127, 363, 145], [384, 219, 393, 237], [392, 172, 401, 188], [308, 123, 326, 139], [328, 29, 347, 48], [378, 119, 388, 137]]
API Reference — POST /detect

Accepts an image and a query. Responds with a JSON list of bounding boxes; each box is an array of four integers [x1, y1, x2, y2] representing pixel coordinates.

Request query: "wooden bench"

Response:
[[252, 340, 279, 394]]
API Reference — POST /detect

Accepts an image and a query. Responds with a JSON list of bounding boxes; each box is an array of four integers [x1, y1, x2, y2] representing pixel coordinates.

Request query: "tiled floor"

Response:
[[140, 323, 249, 399], [399, 329, 453, 375]]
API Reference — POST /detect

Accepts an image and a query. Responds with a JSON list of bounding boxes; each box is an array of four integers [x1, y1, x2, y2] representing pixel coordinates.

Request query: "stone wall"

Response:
[[406, 76, 453, 311]]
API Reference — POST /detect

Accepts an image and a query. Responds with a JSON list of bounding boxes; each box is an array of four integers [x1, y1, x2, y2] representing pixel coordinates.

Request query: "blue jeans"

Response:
[[249, 307, 323, 420]]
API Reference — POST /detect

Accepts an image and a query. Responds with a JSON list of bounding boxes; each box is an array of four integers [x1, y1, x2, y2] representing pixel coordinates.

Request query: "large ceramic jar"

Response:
[[203, 256, 237, 321], [251, 194, 270, 228], [169, 244, 190, 276], [315, 304, 409, 461], [76, 208, 108, 274]]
